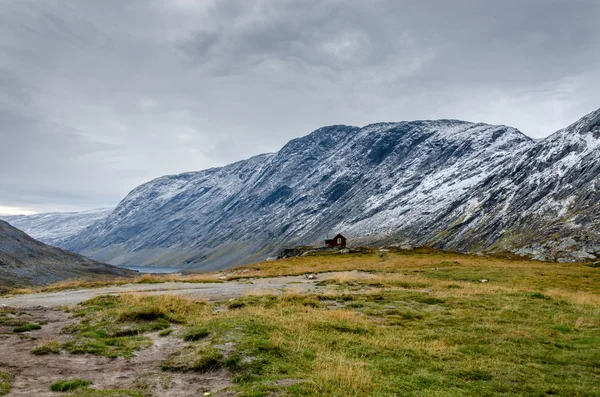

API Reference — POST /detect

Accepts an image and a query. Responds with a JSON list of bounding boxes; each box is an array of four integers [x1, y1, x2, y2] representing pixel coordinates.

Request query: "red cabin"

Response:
[[325, 234, 347, 248]]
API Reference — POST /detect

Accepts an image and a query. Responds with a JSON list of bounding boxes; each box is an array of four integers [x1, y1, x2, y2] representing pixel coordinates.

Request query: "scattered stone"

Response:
[[480, 279, 489, 283], [304, 274, 318, 280]]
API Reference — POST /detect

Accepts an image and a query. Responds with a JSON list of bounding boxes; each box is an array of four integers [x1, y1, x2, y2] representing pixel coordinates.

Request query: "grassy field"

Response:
[[45, 249, 599, 396]]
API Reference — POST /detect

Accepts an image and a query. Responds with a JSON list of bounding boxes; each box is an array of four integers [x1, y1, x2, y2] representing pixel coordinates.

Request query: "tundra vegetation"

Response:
[[7, 248, 600, 396], [0, 371, 12, 396]]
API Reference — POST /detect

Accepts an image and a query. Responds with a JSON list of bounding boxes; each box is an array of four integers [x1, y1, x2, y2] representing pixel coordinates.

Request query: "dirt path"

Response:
[[0, 272, 375, 396], [0, 274, 333, 308], [0, 307, 234, 396], [0, 272, 376, 396]]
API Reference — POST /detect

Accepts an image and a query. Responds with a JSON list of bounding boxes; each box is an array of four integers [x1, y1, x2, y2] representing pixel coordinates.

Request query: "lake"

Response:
[[118, 266, 184, 274]]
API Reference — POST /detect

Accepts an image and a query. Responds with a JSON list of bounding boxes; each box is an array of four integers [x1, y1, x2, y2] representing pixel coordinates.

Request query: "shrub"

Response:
[[227, 301, 246, 310], [183, 328, 210, 342], [13, 323, 41, 333], [31, 341, 60, 356], [50, 379, 92, 392], [192, 350, 224, 372], [117, 306, 168, 323], [0, 372, 12, 396]]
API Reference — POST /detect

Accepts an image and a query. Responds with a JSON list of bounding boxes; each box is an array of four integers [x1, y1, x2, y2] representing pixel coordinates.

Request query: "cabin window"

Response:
[[337, 238, 342, 244]]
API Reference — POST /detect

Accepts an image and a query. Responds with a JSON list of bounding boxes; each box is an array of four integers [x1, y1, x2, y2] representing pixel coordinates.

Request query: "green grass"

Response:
[[183, 327, 210, 341], [158, 328, 173, 337], [59, 295, 207, 358], [13, 323, 41, 333], [31, 341, 61, 355], [50, 379, 92, 392], [57, 251, 599, 396], [161, 346, 224, 373], [0, 372, 12, 396]]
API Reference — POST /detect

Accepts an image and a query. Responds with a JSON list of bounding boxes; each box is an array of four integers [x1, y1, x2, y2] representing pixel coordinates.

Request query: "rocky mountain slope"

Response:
[[63, 118, 539, 270], [431, 108, 600, 262], [0, 220, 134, 291], [1, 208, 112, 246], [55, 108, 600, 269]]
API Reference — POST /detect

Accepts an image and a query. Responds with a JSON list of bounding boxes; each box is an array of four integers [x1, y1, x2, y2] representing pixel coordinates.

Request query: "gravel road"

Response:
[[0, 274, 328, 308]]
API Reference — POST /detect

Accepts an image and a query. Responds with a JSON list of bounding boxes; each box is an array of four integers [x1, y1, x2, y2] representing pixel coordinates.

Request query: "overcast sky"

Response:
[[1, 0, 599, 215]]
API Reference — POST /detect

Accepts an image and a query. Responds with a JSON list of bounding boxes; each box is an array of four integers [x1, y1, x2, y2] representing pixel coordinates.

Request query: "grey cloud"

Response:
[[0, 0, 599, 212]]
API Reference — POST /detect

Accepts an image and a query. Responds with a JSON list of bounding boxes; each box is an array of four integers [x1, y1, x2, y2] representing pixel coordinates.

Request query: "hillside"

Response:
[[1, 208, 112, 246], [0, 220, 134, 292], [63, 120, 536, 269], [429, 108, 600, 261], [27, 107, 595, 270]]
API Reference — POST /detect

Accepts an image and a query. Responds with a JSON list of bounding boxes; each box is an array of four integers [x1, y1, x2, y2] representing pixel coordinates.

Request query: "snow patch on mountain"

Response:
[[1, 208, 113, 246]]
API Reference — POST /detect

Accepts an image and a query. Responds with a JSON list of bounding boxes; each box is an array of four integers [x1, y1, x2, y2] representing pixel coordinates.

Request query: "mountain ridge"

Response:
[[62, 117, 542, 269], [12, 110, 600, 269], [1, 208, 113, 247]]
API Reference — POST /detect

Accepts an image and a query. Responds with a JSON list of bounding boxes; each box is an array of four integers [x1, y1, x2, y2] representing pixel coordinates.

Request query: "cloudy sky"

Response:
[[1, 0, 599, 215]]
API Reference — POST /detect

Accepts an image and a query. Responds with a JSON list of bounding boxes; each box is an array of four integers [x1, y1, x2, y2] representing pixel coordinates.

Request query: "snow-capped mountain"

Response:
[[1, 208, 113, 247], [63, 118, 541, 270], [434, 108, 600, 261], [59, 109, 600, 269]]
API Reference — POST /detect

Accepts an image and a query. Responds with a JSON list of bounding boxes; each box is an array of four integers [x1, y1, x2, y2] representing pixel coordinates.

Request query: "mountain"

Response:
[[431, 108, 600, 261], [55, 109, 600, 268], [1, 208, 113, 247], [63, 118, 542, 270], [0, 220, 134, 292]]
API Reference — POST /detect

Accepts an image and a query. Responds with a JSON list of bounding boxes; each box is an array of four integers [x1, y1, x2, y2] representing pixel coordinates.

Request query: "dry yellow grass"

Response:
[[9, 273, 223, 295], [67, 250, 600, 397]]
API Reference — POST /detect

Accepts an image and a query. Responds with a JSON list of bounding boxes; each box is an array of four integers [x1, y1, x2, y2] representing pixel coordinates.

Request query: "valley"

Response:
[[2, 4, 598, 396], [6, 109, 600, 271]]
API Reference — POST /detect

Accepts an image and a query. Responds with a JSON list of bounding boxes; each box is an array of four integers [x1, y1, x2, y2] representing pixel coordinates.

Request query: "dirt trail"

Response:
[[0, 272, 373, 395], [0, 273, 339, 308], [0, 307, 233, 396]]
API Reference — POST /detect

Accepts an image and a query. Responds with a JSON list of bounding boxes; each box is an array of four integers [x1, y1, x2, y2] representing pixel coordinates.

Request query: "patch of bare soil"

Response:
[[0, 307, 233, 396]]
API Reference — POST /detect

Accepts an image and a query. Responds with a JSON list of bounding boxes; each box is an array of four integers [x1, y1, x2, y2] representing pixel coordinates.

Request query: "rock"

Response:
[[339, 249, 350, 254], [305, 274, 318, 280], [480, 279, 489, 283]]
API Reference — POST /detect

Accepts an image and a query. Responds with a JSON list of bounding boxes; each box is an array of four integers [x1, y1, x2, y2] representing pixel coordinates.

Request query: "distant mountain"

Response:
[[0, 220, 134, 291], [1, 208, 113, 246]]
